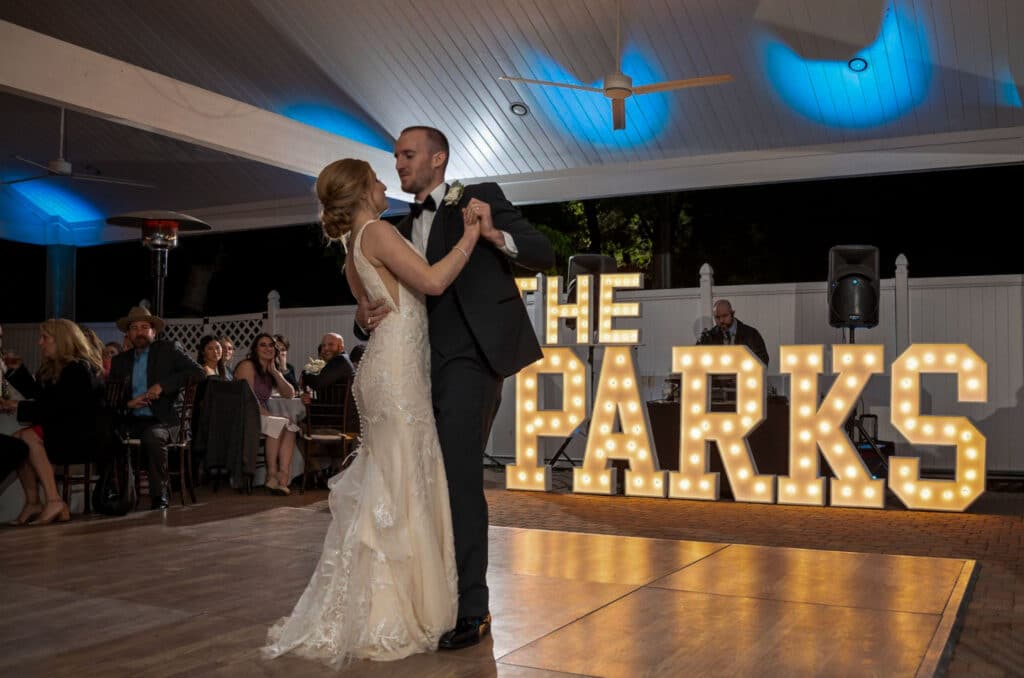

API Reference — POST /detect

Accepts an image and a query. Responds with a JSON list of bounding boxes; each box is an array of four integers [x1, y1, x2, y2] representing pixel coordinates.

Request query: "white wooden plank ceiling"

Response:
[[0, 0, 1022, 244]]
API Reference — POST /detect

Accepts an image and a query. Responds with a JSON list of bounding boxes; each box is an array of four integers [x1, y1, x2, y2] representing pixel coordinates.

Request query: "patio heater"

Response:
[[106, 211, 211, 318]]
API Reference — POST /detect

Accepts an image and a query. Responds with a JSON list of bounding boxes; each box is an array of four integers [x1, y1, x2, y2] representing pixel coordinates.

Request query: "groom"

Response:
[[356, 126, 554, 649]]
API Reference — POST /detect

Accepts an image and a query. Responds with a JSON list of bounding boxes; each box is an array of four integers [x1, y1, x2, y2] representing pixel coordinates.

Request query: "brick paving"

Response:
[[485, 472, 1024, 677]]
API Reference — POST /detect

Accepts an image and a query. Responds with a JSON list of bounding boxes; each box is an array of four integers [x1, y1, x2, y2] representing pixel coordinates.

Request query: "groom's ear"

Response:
[[432, 150, 447, 170]]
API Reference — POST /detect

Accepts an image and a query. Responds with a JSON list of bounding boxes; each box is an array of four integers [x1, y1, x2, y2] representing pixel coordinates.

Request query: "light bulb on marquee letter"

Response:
[[597, 274, 640, 344], [778, 345, 884, 508], [543, 275, 590, 344], [507, 347, 587, 491], [668, 346, 775, 503], [889, 344, 987, 512], [515, 276, 539, 295], [573, 346, 665, 497]]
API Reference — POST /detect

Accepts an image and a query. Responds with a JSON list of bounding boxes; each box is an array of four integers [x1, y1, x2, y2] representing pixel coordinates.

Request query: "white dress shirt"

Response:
[[411, 183, 518, 258]]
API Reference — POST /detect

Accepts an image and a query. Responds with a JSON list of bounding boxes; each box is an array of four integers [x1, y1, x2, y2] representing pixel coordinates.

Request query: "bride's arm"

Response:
[[361, 220, 479, 296]]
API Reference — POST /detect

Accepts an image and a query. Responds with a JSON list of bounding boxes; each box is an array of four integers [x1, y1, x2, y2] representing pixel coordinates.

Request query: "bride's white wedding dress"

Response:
[[264, 221, 457, 665]]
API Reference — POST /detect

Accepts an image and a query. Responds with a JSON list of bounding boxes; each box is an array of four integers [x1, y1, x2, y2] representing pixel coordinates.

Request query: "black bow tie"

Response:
[[408, 195, 437, 219]]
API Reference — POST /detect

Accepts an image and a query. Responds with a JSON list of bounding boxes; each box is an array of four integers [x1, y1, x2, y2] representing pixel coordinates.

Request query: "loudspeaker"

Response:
[[566, 254, 617, 330], [828, 245, 879, 328]]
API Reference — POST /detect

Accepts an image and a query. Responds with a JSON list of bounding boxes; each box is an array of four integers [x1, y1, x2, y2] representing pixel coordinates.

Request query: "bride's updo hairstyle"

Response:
[[316, 158, 375, 241]]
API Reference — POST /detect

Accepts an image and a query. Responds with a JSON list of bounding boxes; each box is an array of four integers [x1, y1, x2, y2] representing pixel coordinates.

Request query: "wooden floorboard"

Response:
[[0, 480, 987, 677]]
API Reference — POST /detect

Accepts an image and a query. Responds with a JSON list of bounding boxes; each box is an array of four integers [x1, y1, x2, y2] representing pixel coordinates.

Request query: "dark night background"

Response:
[[1, 163, 1019, 323]]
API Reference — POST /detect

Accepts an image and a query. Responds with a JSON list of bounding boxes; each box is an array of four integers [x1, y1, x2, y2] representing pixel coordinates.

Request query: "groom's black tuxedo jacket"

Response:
[[363, 182, 554, 378]]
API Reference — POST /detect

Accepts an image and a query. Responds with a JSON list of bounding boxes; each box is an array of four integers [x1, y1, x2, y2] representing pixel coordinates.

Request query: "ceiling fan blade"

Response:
[[633, 74, 734, 95], [612, 99, 626, 130], [70, 173, 155, 189], [13, 155, 53, 172], [1, 174, 51, 186], [499, 75, 602, 93]]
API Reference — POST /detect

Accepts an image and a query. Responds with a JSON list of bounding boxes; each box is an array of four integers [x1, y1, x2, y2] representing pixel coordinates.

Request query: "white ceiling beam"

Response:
[[0, 20, 405, 200], [483, 126, 1024, 205]]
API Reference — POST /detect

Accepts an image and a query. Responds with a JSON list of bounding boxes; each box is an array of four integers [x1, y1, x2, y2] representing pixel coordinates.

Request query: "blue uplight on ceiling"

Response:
[[996, 67, 1022, 108], [281, 103, 393, 151], [8, 181, 103, 223], [759, 1, 932, 128], [519, 44, 670, 148]]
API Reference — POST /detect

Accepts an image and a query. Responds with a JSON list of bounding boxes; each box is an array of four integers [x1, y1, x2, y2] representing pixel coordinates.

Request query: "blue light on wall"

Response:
[[517, 45, 671, 148], [759, 2, 932, 128], [9, 181, 103, 222], [0, 180, 107, 245], [281, 103, 393, 151], [996, 67, 1023, 108]]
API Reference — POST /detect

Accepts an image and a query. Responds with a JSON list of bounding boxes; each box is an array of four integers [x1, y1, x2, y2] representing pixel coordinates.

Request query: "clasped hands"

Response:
[[462, 198, 504, 248], [127, 384, 163, 409]]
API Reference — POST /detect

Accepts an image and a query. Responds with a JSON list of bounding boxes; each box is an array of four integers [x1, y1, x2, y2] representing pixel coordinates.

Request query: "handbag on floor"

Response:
[[92, 446, 137, 516]]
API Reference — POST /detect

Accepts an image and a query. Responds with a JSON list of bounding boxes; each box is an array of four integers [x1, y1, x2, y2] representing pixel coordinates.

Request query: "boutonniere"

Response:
[[443, 181, 464, 206]]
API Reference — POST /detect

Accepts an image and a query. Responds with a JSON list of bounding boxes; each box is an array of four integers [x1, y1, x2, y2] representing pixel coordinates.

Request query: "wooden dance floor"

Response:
[[0, 496, 975, 677]]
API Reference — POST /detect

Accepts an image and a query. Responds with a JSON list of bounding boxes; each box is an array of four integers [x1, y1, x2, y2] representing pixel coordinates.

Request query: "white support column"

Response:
[[894, 254, 910, 354], [699, 263, 715, 330], [267, 290, 281, 335]]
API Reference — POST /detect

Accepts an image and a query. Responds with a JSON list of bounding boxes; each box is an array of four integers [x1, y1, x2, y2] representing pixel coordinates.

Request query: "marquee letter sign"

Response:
[[511, 276, 989, 512], [669, 345, 774, 503], [777, 345, 885, 509], [888, 344, 987, 511]]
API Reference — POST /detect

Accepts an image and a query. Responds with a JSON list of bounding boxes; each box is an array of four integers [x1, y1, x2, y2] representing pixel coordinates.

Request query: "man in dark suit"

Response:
[[356, 126, 554, 649], [699, 299, 770, 366], [108, 306, 203, 509], [299, 333, 354, 395], [300, 332, 356, 432]]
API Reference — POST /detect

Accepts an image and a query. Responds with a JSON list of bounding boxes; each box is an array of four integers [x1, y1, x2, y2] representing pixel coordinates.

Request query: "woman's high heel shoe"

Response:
[[8, 503, 43, 526], [33, 501, 70, 526]]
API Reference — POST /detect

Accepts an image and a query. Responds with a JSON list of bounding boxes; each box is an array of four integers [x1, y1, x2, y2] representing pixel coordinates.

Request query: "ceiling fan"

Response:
[[1, 107, 154, 189], [499, 0, 734, 130]]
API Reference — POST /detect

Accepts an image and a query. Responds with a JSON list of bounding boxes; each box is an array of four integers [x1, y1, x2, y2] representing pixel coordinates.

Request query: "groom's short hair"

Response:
[[401, 125, 449, 170]]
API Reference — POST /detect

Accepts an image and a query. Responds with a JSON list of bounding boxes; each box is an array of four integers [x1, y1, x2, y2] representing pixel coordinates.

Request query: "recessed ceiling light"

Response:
[[847, 57, 868, 73], [509, 102, 529, 116]]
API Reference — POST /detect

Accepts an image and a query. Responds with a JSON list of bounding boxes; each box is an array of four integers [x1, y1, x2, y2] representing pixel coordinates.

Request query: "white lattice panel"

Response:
[[162, 319, 207, 357], [209, 314, 267, 359]]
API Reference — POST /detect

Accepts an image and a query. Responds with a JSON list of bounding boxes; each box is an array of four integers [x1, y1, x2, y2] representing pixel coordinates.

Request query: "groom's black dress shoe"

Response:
[[438, 613, 491, 650]]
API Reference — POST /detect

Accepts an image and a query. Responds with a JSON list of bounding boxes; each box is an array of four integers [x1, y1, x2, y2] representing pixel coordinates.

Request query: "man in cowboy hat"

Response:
[[108, 306, 203, 509]]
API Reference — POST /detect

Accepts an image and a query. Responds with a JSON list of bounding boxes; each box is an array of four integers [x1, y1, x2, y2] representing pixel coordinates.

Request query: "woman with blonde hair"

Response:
[[80, 326, 107, 377], [265, 156, 482, 665], [0, 319, 103, 525]]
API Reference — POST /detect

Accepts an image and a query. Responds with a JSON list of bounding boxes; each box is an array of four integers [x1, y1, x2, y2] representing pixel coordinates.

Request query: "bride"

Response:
[[264, 158, 479, 665]]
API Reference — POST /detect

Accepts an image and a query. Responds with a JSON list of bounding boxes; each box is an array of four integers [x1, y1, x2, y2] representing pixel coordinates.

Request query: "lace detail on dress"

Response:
[[264, 220, 457, 667]]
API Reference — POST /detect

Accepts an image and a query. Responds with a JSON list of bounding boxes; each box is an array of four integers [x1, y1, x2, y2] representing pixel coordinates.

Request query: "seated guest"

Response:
[[0, 319, 103, 525], [300, 333, 354, 400], [3, 348, 36, 399], [349, 343, 366, 367], [109, 306, 204, 510], [197, 335, 228, 379], [0, 433, 29, 499], [103, 342, 122, 376], [81, 327, 106, 375], [234, 333, 297, 495], [2, 329, 35, 437], [218, 336, 236, 380], [274, 334, 300, 391], [300, 332, 358, 435]]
